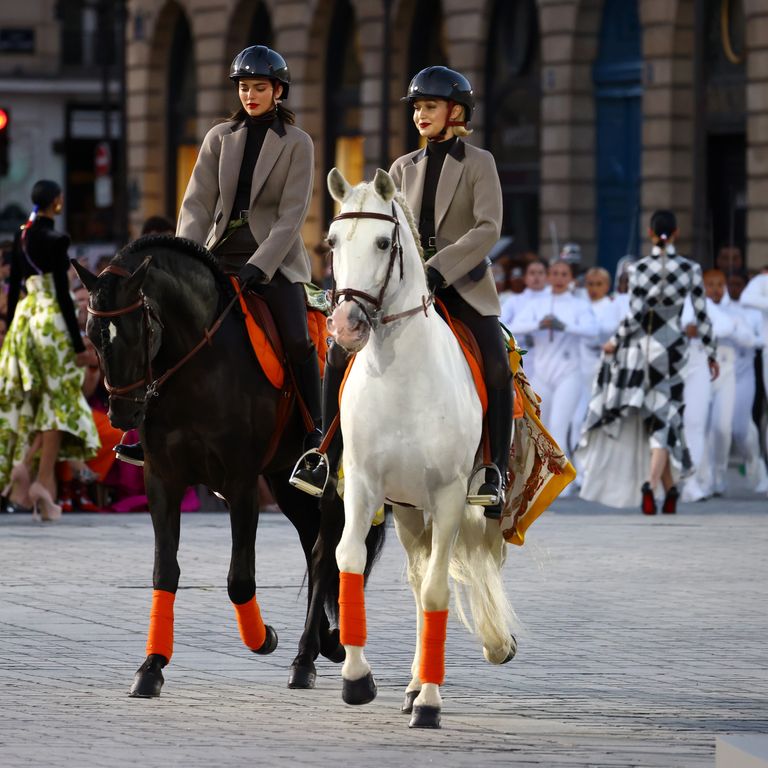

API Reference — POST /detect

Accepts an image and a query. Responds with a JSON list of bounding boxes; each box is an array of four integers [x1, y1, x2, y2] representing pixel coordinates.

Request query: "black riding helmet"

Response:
[[230, 45, 291, 100], [402, 66, 474, 122]]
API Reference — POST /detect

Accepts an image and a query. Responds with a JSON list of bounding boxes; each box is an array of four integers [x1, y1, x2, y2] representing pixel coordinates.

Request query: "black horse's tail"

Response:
[[320, 495, 387, 625]]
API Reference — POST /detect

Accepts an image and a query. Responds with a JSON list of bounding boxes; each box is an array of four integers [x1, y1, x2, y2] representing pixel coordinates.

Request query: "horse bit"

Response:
[[329, 202, 433, 328], [87, 261, 240, 405]]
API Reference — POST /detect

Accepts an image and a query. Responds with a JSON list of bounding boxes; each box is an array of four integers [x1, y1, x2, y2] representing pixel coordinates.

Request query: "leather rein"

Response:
[[329, 203, 433, 328], [88, 261, 241, 405]]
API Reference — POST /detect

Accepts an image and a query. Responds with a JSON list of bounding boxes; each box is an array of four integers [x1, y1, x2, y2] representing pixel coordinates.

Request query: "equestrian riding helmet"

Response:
[[402, 66, 474, 121], [229, 46, 291, 99]]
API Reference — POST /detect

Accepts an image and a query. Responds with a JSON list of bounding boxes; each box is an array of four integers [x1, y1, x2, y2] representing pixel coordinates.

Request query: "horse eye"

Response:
[[376, 237, 391, 250], [326, 236, 336, 249]]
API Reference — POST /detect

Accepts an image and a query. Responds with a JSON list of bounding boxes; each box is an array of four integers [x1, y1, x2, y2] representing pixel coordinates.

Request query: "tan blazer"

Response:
[[177, 119, 313, 283], [389, 140, 503, 316]]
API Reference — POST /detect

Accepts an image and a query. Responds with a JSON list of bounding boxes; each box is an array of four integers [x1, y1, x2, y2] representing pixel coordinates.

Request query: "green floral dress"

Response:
[[0, 274, 99, 487]]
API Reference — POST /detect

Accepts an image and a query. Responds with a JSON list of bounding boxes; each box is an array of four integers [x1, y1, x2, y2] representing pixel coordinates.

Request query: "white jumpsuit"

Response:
[[510, 291, 598, 457]]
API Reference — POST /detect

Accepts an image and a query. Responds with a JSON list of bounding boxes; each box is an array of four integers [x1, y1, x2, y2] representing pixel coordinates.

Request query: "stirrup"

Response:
[[289, 449, 330, 498], [466, 464, 503, 506]]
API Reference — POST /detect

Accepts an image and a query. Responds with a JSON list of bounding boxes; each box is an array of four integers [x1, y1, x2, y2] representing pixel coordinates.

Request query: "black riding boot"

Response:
[[290, 356, 346, 497], [115, 440, 144, 466], [472, 381, 513, 519], [291, 350, 323, 449]]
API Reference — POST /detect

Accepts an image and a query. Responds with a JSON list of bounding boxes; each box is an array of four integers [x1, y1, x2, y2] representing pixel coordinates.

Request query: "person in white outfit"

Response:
[[501, 258, 550, 382], [740, 266, 768, 463], [571, 268, 623, 463], [510, 259, 598, 460], [681, 270, 753, 500], [726, 271, 767, 492]]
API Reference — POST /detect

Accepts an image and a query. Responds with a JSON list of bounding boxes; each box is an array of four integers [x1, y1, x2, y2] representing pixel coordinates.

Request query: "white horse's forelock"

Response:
[[338, 181, 424, 262]]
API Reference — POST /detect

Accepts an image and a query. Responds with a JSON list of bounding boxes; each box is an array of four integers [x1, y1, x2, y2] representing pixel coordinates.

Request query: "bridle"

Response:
[[329, 202, 432, 328], [87, 261, 241, 406]]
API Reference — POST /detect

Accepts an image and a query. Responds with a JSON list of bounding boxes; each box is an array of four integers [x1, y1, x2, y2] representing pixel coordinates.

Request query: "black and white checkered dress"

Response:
[[581, 246, 716, 472]]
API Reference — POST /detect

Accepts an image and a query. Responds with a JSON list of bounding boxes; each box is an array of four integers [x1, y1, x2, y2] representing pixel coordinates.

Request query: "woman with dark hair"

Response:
[[115, 45, 321, 467], [0, 180, 99, 520], [578, 210, 719, 514]]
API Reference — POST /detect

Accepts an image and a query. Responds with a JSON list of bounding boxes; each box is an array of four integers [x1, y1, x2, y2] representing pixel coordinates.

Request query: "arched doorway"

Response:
[[702, 0, 746, 268], [324, 0, 362, 222], [593, 0, 642, 273], [227, 0, 273, 63], [405, 0, 447, 148], [166, 12, 197, 218], [485, 0, 540, 255]]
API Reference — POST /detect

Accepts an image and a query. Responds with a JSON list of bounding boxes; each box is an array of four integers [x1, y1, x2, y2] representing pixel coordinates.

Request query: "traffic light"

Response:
[[0, 107, 9, 176]]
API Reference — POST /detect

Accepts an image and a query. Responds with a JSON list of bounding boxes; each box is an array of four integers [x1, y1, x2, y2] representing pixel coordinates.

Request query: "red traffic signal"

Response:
[[0, 107, 8, 176]]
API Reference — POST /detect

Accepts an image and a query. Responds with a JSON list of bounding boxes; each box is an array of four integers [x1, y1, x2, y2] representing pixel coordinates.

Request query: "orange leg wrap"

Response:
[[339, 571, 366, 647], [233, 597, 267, 651], [146, 589, 175, 662], [419, 609, 449, 685]]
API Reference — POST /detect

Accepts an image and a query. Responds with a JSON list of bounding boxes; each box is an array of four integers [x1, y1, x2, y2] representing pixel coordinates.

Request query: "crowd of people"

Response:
[[497, 226, 768, 509], [1, 43, 766, 522]]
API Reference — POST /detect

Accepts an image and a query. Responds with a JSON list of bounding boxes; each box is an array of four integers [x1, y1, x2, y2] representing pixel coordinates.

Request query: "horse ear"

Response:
[[71, 259, 99, 292], [373, 168, 396, 203], [124, 255, 153, 294], [328, 168, 352, 203]]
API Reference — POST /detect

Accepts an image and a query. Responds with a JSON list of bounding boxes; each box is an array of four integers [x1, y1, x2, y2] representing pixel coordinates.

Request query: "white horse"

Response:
[[327, 168, 515, 729]]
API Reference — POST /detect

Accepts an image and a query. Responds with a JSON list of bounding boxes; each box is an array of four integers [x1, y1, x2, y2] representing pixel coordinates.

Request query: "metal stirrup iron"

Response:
[[289, 449, 330, 498], [466, 464, 504, 506]]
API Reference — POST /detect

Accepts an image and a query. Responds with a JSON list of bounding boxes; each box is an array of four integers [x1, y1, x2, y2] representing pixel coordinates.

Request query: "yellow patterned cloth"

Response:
[[500, 337, 576, 546]]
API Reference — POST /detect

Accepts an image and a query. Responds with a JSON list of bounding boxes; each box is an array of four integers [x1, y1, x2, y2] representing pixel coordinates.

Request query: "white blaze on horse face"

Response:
[[109, 321, 118, 342]]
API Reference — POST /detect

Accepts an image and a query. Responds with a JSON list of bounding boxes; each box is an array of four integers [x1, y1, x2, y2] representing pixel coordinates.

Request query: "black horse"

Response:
[[74, 235, 383, 696]]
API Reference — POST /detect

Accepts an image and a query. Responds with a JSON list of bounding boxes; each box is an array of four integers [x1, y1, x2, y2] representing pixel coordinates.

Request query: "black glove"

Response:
[[426, 267, 445, 294], [238, 263, 268, 289]]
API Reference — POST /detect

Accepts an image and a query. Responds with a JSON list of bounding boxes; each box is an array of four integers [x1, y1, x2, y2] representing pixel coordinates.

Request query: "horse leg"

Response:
[[335, 480, 378, 705], [392, 506, 430, 714], [129, 473, 185, 698], [227, 488, 278, 657], [408, 484, 464, 729], [266, 468, 338, 690]]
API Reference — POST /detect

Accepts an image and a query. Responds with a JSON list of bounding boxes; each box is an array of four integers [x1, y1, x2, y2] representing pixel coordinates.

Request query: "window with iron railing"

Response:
[[58, 0, 119, 71]]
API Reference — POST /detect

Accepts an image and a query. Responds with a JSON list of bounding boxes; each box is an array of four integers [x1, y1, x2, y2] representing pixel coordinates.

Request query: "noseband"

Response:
[[88, 262, 241, 406], [329, 203, 432, 328]]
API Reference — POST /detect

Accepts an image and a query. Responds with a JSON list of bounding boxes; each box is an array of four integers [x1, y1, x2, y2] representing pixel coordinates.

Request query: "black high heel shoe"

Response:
[[641, 482, 657, 515], [662, 486, 679, 514]]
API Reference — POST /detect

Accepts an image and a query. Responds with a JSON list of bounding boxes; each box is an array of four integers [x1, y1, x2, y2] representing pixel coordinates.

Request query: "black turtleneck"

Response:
[[231, 111, 277, 220], [419, 136, 458, 250], [7, 216, 84, 353]]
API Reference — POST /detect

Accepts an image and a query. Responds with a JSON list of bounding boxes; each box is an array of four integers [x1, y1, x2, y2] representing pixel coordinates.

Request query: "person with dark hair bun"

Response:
[[114, 45, 320, 468], [0, 180, 99, 520], [579, 209, 718, 515]]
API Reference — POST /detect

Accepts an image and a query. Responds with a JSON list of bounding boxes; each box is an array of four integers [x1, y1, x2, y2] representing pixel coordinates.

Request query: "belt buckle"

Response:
[[240, 210, 249, 222], [428, 236, 436, 248]]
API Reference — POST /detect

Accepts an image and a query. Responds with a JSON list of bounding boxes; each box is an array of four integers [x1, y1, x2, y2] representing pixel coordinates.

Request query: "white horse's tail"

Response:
[[449, 506, 517, 664]]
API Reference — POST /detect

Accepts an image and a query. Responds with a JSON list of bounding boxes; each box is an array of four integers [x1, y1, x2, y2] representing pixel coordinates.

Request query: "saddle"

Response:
[[230, 276, 329, 469]]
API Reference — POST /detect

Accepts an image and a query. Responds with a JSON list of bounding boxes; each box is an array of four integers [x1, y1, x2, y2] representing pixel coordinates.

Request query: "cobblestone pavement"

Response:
[[0, 472, 766, 767]]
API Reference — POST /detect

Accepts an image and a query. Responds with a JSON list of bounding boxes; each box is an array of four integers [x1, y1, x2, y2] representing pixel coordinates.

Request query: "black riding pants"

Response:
[[437, 286, 510, 388]]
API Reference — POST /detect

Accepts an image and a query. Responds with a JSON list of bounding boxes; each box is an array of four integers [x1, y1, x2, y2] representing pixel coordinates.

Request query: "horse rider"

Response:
[[291, 65, 512, 519], [116, 45, 321, 466]]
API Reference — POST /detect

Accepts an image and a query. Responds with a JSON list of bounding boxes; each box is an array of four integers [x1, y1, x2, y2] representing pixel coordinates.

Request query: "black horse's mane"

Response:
[[112, 234, 235, 302]]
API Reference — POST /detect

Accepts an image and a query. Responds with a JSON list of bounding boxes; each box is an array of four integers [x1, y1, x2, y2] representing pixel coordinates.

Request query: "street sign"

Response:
[[94, 141, 113, 208]]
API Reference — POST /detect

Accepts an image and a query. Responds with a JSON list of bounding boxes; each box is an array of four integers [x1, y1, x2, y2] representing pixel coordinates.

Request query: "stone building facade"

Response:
[[125, 0, 768, 274]]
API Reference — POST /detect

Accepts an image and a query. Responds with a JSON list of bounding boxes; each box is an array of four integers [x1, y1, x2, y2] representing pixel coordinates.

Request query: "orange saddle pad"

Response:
[[434, 298, 524, 419], [231, 277, 329, 390]]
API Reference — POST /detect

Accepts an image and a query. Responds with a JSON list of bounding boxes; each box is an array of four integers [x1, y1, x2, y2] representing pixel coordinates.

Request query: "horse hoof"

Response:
[[503, 634, 518, 663], [409, 705, 441, 729], [342, 672, 377, 705], [252, 625, 278, 655], [288, 663, 316, 689], [320, 629, 346, 664], [401, 689, 419, 714], [128, 655, 166, 698]]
